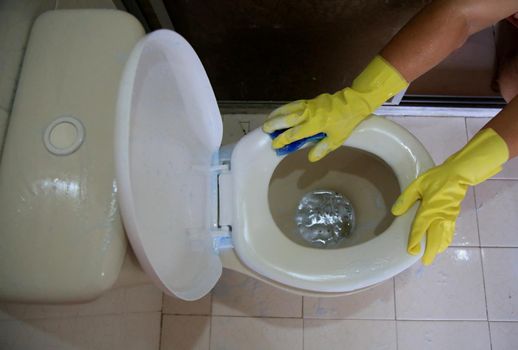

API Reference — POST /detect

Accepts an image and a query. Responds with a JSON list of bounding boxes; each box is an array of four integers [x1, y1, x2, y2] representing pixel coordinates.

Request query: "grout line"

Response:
[[209, 292, 213, 316], [163, 312, 214, 316], [488, 320, 493, 350], [301, 296, 304, 319], [473, 184, 484, 248], [445, 244, 517, 248], [160, 293, 165, 314], [212, 315, 400, 321], [464, 117, 470, 142], [0, 310, 161, 322], [208, 293, 213, 350], [301, 295, 305, 350], [462, 245, 518, 249], [393, 277, 399, 350], [395, 319, 494, 323], [302, 318, 304, 350], [393, 277, 398, 321], [485, 178, 518, 182], [210, 314, 312, 320], [158, 313, 164, 350], [478, 246, 493, 349], [159, 292, 166, 350], [395, 319, 400, 350], [204, 313, 518, 322], [208, 315, 213, 350]]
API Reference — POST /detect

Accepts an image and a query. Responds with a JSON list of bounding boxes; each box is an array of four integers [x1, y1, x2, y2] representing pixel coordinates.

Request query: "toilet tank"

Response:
[[0, 10, 145, 303]]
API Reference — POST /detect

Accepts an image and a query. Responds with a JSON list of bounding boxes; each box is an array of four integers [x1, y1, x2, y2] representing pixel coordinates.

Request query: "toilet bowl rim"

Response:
[[227, 116, 433, 292]]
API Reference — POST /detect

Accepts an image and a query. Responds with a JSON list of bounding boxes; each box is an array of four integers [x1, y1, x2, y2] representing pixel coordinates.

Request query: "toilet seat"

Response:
[[115, 29, 434, 300], [115, 30, 224, 301], [231, 117, 433, 293]]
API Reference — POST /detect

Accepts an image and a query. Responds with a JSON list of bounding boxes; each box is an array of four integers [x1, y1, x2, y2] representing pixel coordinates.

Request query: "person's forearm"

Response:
[[380, 0, 518, 82], [483, 96, 518, 158]]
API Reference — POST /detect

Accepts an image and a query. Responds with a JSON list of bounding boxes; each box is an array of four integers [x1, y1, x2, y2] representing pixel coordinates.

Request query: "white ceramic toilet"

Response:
[[0, 10, 434, 303]]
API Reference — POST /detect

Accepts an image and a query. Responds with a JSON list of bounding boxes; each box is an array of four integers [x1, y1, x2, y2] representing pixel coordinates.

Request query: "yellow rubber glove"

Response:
[[262, 55, 408, 162], [391, 128, 509, 265]]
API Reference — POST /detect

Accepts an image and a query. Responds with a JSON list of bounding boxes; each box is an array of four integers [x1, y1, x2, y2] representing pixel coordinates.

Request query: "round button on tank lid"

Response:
[[44, 116, 85, 156]]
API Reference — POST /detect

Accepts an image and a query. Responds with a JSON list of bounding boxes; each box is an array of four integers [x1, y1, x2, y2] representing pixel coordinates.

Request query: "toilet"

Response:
[[0, 10, 434, 303]]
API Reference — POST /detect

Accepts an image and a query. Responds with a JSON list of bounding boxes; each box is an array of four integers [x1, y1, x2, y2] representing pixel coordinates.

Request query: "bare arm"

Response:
[[484, 96, 518, 157], [381, 0, 518, 82], [381, 0, 518, 156]]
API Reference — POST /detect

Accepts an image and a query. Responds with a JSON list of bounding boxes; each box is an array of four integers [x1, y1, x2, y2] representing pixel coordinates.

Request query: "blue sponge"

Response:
[[268, 129, 326, 156]]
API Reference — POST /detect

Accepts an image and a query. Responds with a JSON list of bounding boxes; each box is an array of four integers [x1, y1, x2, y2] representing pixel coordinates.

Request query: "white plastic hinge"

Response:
[[211, 227, 233, 253], [209, 159, 233, 252]]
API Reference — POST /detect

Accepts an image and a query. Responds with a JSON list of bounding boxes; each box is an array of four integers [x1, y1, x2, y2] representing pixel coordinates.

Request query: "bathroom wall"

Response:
[[157, 0, 497, 101], [161, 0, 430, 101]]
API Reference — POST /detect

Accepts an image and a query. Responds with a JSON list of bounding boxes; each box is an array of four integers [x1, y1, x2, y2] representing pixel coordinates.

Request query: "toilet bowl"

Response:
[[0, 10, 433, 303]]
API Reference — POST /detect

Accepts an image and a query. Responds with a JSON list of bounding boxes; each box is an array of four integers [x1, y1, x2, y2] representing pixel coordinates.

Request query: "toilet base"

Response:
[[112, 247, 152, 289], [219, 249, 378, 298]]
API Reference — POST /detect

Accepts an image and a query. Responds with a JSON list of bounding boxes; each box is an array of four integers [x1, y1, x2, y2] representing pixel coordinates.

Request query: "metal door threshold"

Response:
[[219, 95, 506, 118]]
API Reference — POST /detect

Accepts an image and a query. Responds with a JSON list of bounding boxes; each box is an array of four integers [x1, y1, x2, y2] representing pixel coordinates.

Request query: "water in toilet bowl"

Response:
[[295, 190, 355, 247], [268, 146, 400, 249]]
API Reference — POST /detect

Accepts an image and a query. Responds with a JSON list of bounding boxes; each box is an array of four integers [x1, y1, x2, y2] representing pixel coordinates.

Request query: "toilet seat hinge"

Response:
[[209, 159, 233, 253], [211, 226, 233, 253]]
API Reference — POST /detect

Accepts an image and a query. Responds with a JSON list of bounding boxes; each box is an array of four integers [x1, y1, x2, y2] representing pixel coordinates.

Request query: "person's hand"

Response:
[[263, 56, 408, 162], [391, 163, 467, 265], [263, 91, 372, 161], [392, 128, 509, 265]]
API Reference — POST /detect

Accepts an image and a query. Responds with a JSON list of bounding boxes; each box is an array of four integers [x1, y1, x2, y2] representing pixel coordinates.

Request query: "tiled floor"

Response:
[[1, 114, 517, 350], [160, 114, 518, 350], [0, 284, 163, 349]]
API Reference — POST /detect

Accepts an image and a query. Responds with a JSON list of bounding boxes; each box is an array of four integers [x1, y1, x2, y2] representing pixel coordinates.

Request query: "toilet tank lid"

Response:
[[115, 30, 223, 300]]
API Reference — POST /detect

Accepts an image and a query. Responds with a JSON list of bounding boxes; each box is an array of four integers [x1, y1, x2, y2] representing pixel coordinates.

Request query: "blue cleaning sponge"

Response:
[[268, 129, 326, 156]]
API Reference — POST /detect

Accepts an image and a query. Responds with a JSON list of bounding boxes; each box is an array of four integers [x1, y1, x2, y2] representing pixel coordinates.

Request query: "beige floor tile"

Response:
[[160, 315, 210, 350], [0, 284, 163, 320], [162, 293, 211, 315], [304, 319, 396, 350], [475, 180, 518, 247], [222, 114, 268, 145], [121, 284, 164, 312], [482, 248, 518, 321], [385, 116, 468, 165], [395, 248, 486, 320], [465, 118, 489, 138], [466, 118, 518, 180], [397, 321, 490, 350], [465, 118, 490, 133], [489, 322, 518, 350], [212, 269, 302, 317], [303, 278, 395, 319], [0, 312, 161, 350], [210, 316, 303, 350]]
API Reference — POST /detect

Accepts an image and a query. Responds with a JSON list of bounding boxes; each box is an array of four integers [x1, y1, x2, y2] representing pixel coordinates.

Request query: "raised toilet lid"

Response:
[[115, 30, 223, 300]]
